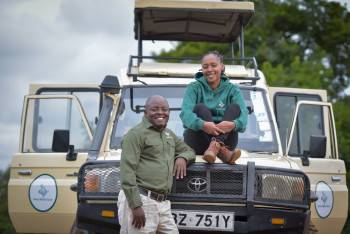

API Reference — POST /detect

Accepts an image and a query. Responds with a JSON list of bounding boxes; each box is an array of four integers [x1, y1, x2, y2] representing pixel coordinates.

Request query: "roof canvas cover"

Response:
[[134, 0, 254, 42]]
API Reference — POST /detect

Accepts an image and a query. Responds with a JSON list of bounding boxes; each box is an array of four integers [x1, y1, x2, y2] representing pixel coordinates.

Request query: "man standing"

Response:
[[118, 95, 195, 233]]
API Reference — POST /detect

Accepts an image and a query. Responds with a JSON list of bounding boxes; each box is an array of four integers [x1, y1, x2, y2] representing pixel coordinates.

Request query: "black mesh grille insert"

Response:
[[171, 165, 246, 199], [211, 170, 243, 195]]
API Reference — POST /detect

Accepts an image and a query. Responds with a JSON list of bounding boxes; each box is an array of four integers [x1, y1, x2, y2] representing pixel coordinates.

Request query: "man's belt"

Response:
[[139, 187, 167, 202]]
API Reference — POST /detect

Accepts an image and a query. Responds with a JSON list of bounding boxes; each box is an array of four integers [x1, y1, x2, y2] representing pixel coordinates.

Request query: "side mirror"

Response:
[[309, 135, 326, 158], [52, 130, 77, 161], [301, 135, 327, 166], [52, 129, 69, 152]]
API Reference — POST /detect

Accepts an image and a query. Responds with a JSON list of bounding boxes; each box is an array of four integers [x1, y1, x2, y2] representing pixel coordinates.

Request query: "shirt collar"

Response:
[[142, 116, 153, 129], [142, 116, 167, 132]]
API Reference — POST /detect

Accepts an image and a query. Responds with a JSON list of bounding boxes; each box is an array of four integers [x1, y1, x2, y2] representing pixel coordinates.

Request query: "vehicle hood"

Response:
[[197, 150, 292, 168], [106, 150, 292, 169]]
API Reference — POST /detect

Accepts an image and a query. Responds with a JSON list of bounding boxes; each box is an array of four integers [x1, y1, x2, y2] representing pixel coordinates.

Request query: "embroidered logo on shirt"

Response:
[[165, 131, 173, 139], [218, 101, 225, 109]]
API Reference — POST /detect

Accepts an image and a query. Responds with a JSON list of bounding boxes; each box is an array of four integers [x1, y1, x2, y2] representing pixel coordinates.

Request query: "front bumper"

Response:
[[77, 202, 310, 233], [77, 161, 311, 233]]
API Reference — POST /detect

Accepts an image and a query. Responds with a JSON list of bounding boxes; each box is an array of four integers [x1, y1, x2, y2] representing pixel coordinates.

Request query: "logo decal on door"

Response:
[[315, 181, 333, 218], [28, 174, 58, 212]]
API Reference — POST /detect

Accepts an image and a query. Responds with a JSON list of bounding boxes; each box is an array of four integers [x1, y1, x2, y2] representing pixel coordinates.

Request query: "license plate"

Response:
[[172, 210, 234, 231]]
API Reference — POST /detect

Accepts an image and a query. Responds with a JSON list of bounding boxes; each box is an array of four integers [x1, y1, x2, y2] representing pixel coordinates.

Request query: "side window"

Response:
[[23, 96, 92, 153], [39, 89, 100, 134], [275, 93, 323, 156], [287, 103, 334, 159]]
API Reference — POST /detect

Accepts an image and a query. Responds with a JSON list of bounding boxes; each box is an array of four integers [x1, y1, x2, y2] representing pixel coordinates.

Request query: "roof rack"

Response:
[[127, 55, 260, 84], [131, 1, 259, 84], [134, 0, 255, 60]]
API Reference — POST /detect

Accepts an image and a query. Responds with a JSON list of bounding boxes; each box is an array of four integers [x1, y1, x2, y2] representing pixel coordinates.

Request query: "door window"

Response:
[[286, 102, 334, 158], [275, 93, 323, 155], [22, 96, 92, 153], [38, 89, 100, 134]]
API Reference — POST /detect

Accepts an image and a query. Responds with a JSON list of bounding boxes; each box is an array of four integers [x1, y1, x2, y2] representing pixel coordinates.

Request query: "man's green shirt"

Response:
[[120, 117, 196, 209]]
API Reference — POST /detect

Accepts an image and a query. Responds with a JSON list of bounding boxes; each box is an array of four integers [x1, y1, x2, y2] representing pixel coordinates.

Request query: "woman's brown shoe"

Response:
[[202, 139, 221, 163], [218, 147, 241, 164]]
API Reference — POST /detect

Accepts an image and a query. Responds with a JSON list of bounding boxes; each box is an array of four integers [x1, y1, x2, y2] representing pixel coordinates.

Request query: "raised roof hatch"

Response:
[[134, 0, 255, 42]]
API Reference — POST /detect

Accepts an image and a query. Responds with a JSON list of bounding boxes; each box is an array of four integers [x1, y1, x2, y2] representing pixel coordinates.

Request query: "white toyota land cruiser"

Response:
[[8, 1, 348, 233]]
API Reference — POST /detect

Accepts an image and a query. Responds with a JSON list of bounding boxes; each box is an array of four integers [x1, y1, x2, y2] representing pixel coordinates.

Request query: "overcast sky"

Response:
[[0, 0, 349, 171], [0, 0, 174, 171]]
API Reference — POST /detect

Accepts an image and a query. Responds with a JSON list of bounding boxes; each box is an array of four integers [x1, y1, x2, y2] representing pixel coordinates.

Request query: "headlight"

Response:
[[83, 165, 121, 193], [256, 172, 306, 204]]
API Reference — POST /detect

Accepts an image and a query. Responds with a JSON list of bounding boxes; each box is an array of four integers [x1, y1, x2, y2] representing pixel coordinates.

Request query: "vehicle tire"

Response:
[[70, 219, 93, 234], [308, 221, 318, 234]]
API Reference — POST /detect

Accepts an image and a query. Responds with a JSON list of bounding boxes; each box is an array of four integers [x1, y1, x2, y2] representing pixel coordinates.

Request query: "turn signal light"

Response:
[[271, 218, 285, 225], [101, 210, 116, 218], [84, 172, 100, 192]]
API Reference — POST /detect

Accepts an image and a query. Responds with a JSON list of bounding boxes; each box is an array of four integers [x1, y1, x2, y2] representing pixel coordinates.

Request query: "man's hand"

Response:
[[132, 207, 146, 229], [203, 121, 225, 136], [216, 121, 235, 133], [173, 157, 187, 179]]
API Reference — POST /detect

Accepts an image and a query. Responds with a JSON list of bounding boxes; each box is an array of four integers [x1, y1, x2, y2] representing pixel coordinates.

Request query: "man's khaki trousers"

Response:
[[118, 190, 179, 234]]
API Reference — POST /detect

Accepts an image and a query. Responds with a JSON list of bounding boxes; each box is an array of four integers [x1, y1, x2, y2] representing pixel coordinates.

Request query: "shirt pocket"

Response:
[[144, 138, 161, 157]]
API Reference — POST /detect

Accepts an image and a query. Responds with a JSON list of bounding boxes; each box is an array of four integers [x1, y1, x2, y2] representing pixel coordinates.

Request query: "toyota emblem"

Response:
[[187, 177, 207, 192]]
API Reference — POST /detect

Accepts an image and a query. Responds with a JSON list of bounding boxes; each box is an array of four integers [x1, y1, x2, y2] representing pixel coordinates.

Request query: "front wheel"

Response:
[[70, 219, 94, 234], [307, 221, 319, 234]]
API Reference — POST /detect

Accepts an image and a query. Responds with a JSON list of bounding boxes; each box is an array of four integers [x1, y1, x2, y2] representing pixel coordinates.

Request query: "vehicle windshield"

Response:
[[110, 86, 278, 153]]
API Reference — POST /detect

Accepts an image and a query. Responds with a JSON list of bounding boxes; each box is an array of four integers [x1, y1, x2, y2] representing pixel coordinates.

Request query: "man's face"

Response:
[[145, 97, 170, 131]]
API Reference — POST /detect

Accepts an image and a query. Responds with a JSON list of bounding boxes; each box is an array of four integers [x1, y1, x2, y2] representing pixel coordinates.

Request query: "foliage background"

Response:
[[0, 0, 349, 233], [158, 0, 350, 232]]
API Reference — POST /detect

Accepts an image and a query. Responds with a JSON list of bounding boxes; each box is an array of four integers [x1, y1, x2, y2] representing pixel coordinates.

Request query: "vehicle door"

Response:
[[269, 87, 348, 234], [8, 86, 100, 233]]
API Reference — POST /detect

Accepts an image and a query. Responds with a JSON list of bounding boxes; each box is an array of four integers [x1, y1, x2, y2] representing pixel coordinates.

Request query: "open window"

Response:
[[36, 88, 101, 134], [273, 92, 323, 154], [22, 95, 93, 153], [286, 101, 338, 159]]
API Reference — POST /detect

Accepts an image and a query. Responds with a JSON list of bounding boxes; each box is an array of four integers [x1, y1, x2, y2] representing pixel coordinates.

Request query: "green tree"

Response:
[[157, 0, 350, 232], [0, 169, 16, 234], [159, 0, 350, 158], [160, 0, 350, 97]]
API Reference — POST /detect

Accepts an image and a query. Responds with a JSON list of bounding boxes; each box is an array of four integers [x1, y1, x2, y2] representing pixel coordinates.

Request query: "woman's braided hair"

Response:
[[201, 50, 225, 74], [201, 50, 224, 64]]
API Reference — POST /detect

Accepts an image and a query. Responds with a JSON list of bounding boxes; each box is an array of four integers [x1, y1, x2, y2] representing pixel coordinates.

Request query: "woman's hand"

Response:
[[203, 121, 225, 136], [216, 121, 235, 133]]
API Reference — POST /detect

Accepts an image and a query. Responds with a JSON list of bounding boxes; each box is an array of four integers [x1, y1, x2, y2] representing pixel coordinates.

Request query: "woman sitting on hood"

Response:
[[180, 50, 248, 164]]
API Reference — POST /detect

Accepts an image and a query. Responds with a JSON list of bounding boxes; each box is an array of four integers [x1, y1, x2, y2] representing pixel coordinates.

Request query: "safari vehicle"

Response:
[[8, 0, 347, 234]]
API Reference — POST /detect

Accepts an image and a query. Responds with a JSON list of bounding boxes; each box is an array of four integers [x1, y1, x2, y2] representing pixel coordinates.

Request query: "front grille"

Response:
[[255, 169, 308, 204], [78, 161, 310, 209], [171, 164, 246, 199], [174, 170, 207, 194], [211, 170, 243, 195]]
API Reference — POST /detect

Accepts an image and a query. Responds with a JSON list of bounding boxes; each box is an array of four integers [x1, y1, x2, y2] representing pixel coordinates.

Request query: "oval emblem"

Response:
[[187, 177, 207, 193], [28, 174, 58, 212], [315, 181, 333, 218]]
